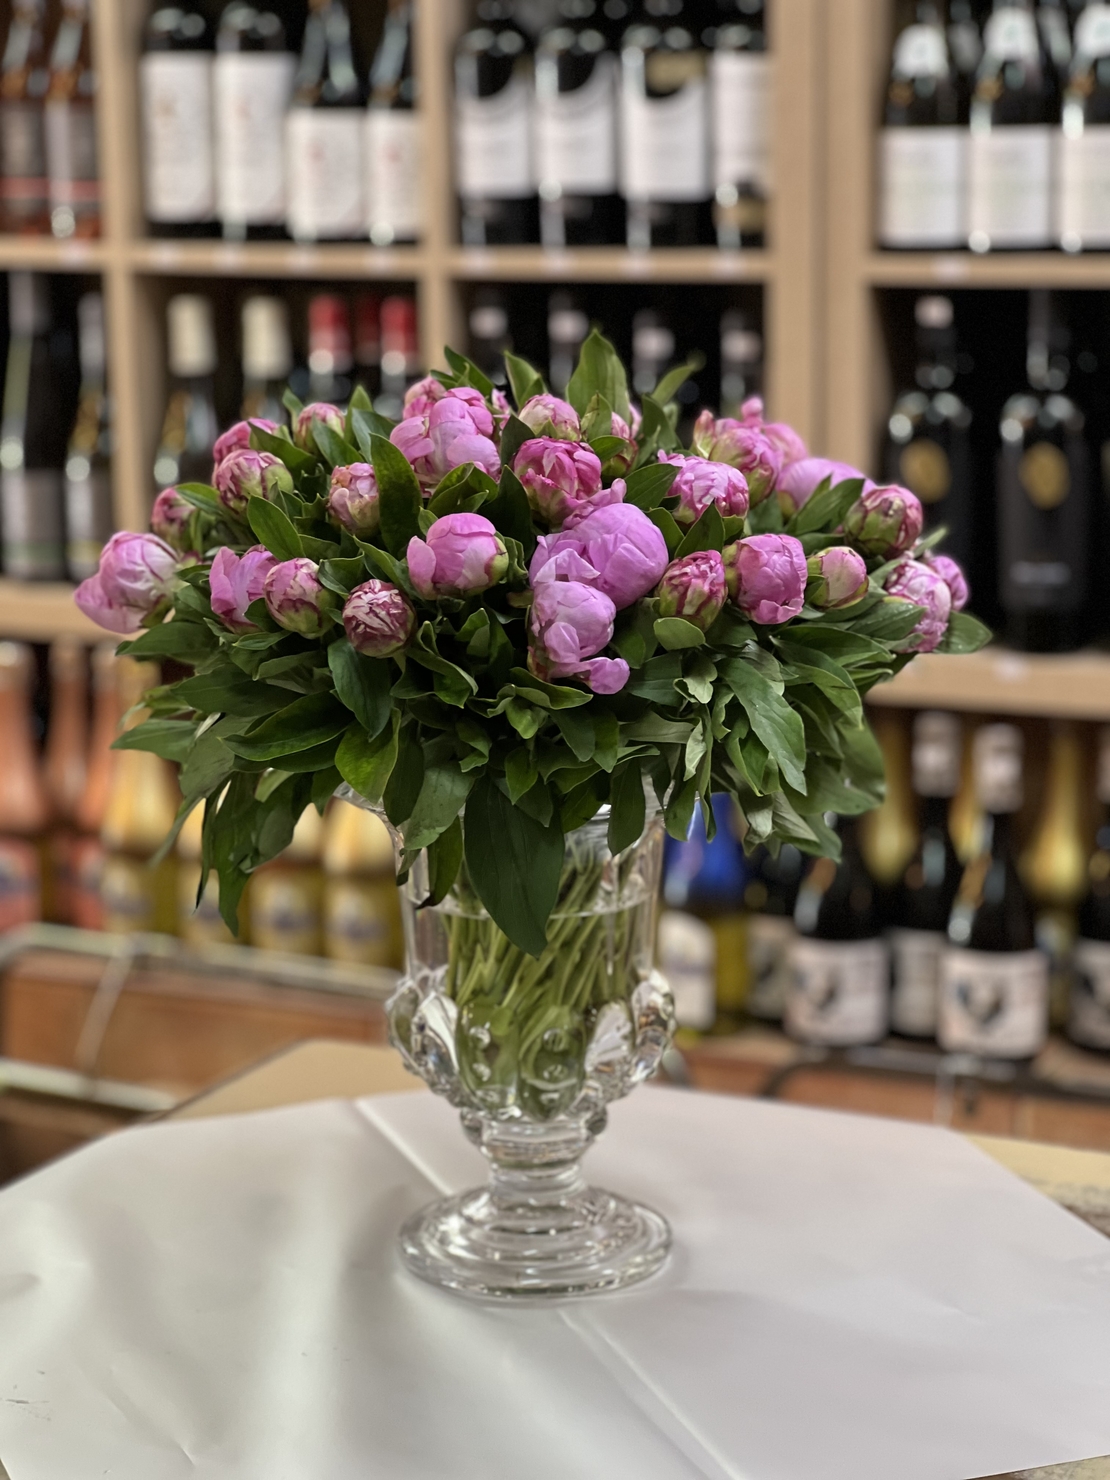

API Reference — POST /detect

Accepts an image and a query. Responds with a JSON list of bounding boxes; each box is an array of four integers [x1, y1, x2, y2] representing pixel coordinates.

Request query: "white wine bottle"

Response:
[[455, 0, 537, 246], [1058, 2, 1110, 252]]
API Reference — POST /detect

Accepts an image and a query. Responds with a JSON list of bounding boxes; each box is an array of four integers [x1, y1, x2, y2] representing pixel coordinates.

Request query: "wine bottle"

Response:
[[878, 1, 965, 249], [548, 290, 588, 394], [535, 0, 621, 248], [152, 294, 219, 493], [888, 711, 963, 1038], [70, 640, 119, 930], [1, 271, 66, 581], [240, 294, 292, 425], [285, 0, 365, 242], [719, 307, 762, 417], [64, 291, 112, 583], [376, 292, 418, 419], [631, 306, 675, 396], [1037, 0, 1073, 78], [307, 292, 353, 406], [744, 842, 802, 1021], [249, 805, 324, 954], [997, 289, 1089, 653], [323, 797, 401, 966], [44, 0, 99, 240], [353, 292, 381, 399], [860, 707, 920, 923], [467, 289, 511, 384], [1058, 1, 1110, 252], [0, 0, 51, 235], [0, 641, 48, 931], [948, 0, 985, 120], [43, 636, 87, 924], [214, 0, 296, 241], [711, 0, 770, 249], [365, 0, 421, 245], [941, 723, 1049, 1059], [1021, 719, 1087, 1022], [949, 715, 984, 863], [885, 295, 974, 575], [1069, 725, 1110, 1049], [785, 814, 890, 1046], [455, 0, 538, 246], [968, 0, 1059, 251], [620, 0, 712, 248], [140, 0, 217, 237]]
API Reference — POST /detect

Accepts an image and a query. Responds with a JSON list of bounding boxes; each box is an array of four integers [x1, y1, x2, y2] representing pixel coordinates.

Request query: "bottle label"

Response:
[[746, 912, 794, 1021], [100, 853, 157, 935], [140, 53, 215, 223], [0, 837, 41, 931], [998, 439, 1087, 616], [285, 107, 365, 241], [982, 8, 1041, 61], [69, 835, 104, 930], [44, 101, 99, 212], [1069, 938, 1110, 1049], [1075, 4, 1110, 57], [891, 23, 950, 78], [250, 869, 321, 955], [65, 468, 113, 582], [784, 938, 889, 1046], [967, 125, 1053, 248], [938, 947, 1049, 1057], [324, 878, 397, 966], [620, 77, 709, 201], [878, 127, 967, 247], [658, 909, 716, 1031], [1, 468, 64, 580], [711, 51, 771, 192], [889, 927, 944, 1036], [365, 110, 423, 240], [535, 55, 617, 195], [1058, 126, 1110, 249], [214, 52, 295, 226], [899, 436, 952, 503], [456, 75, 534, 198], [0, 100, 47, 213]]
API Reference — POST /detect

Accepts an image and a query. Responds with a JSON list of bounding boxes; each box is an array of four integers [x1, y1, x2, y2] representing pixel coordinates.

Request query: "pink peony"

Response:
[[924, 552, 969, 612], [343, 579, 417, 657], [209, 544, 277, 633], [723, 533, 808, 625], [327, 463, 380, 538], [655, 550, 727, 630], [690, 410, 783, 503], [659, 452, 750, 526], [293, 402, 345, 451], [518, 393, 580, 441], [776, 456, 870, 518], [406, 513, 508, 598], [74, 531, 178, 634], [513, 437, 606, 527], [530, 501, 669, 611], [150, 487, 192, 550], [844, 484, 924, 558], [263, 558, 332, 636], [211, 417, 279, 473], [390, 387, 500, 489], [883, 558, 953, 653], [402, 375, 448, 420], [528, 578, 629, 694], [805, 546, 869, 610], [213, 448, 293, 514]]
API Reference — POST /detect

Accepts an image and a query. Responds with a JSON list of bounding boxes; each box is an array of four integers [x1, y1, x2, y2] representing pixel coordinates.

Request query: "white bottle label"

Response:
[[1, 468, 64, 579], [889, 927, 944, 1037], [938, 947, 1049, 1057], [214, 52, 295, 226], [746, 912, 794, 1020], [365, 110, 422, 241], [891, 23, 950, 78], [285, 108, 365, 241], [456, 75, 534, 198], [785, 938, 889, 1046], [658, 909, 716, 1031], [982, 8, 1040, 61], [878, 127, 967, 247], [140, 52, 215, 224], [1069, 938, 1110, 1049], [535, 55, 617, 195], [968, 124, 1054, 248], [44, 101, 99, 211], [711, 51, 771, 193], [1058, 126, 1110, 249], [65, 469, 113, 581], [620, 78, 709, 201]]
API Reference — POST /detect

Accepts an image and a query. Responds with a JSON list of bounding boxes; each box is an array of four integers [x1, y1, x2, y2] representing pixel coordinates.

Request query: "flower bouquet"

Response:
[[75, 330, 988, 1298]]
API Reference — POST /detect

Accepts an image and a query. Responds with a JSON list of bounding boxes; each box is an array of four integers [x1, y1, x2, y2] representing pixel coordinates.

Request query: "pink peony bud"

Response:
[[491, 387, 511, 431], [659, 452, 750, 526], [601, 410, 638, 477], [209, 544, 277, 633], [843, 483, 924, 558], [211, 417, 279, 474], [263, 557, 332, 635], [514, 437, 605, 526], [327, 463, 380, 538], [213, 448, 294, 514], [389, 386, 500, 489], [655, 550, 727, 630], [518, 393, 580, 441], [293, 402, 345, 451], [805, 545, 869, 610], [690, 410, 783, 504], [530, 501, 669, 611], [924, 551, 969, 612], [74, 531, 178, 635], [883, 558, 953, 653], [723, 533, 808, 625], [343, 578, 417, 657], [150, 487, 193, 550], [406, 512, 508, 599], [528, 578, 629, 694], [764, 420, 808, 469], [776, 456, 870, 518], [402, 375, 448, 420]]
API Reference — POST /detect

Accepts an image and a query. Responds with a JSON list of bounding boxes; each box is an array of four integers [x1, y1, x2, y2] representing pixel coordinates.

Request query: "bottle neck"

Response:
[[919, 793, 951, 832], [984, 810, 1016, 857]]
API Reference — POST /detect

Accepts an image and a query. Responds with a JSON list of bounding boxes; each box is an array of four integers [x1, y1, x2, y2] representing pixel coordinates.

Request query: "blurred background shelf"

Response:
[[0, 582, 101, 642], [127, 240, 428, 281], [444, 247, 775, 284], [868, 650, 1110, 722], [865, 252, 1110, 290]]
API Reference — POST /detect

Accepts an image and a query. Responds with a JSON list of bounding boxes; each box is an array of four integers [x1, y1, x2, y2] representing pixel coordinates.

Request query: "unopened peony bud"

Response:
[[74, 531, 178, 634], [723, 533, 808, 625], [263, 558, 333, 635], [655, 550, 727, 630], [406, 513, 508, 599], [209, 545, 277, 633], [690, 410, 782, 503], [805, 545, 869, 610], [327, 463, 380, 537], [514, 437, 604, 527], [390, 387, 500, 488], [776, 456, 869, 518], [518, 393, 580, 440], [342, 578, 417, 657], [211, 417, 279, 473], [402, 375, 448, 419], [659, 452, 749, 526], [213, 448, 293, 514], [150, 487, 193, 550], [293, 402, 345, 451], [843, 483, 923, 557], [924, 551, 969, 612], [883, 558, 952, 653]]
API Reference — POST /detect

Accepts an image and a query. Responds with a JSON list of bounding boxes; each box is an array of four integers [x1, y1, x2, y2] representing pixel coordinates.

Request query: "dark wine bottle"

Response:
[[376, 293, 418, 420], [888, 711, 963, 1038], [631, 306, 675, 396], [719, 307, 762, 417], [44, 0, 99, 240], [1069, 725, 1110, 1050], [1058, 2, 1110, 251], [353, 293, 381, 399], [152, 294, 219, 493], [997, 289, 1089, 653], [366, 0, 421, 245], [1037, 0, 1073, 79], [744, 842, 802, 1022], [64, 291, 112, 582], [547, 290, 588, 394], [941, 723, 1049, 1058], [285, 0, 365, 242], [455, 0, 538, 246], [307, 292, 353, 406], [885, 295, 973, 575], [620, 0, 712, 249], [214, 1, 295, 241], [240, 294, 292, 425], [710, 0, 770, 249], [878, 0, 965, 248], [1, 272, 66, 580], [968, 0, 1059, 251], [140, 0, 217, 237], [535, 0, 621, 248], [0, 0, 52, 236], [947, 0, 985, 119], [467, 289, 511, 385], [785, 815, 890, 1046]]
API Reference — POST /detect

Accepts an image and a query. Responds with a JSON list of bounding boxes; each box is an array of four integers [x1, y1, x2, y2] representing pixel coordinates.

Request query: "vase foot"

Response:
[[398, 1184, 671, 1300]]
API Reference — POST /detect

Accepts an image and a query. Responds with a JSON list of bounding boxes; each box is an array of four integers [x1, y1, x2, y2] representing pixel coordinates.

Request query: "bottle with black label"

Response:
[[44, 0, 99, 240], [786, 814, 889, 1046], [997, 289, 1089, 653], [968, 0, 1059, 251], [535, 0, 620, 247], [214, 1, 295, 241], [888, 711, 963, 1038], [744, 842, 802, 1022], [941, 723, 1049, 1059], [366, 0, 421, 246], [377, 293, 418, 419], [240, 295, 292, 425], [878, 0, 965, 249], [885, 295, 973, 574], [1069, 726, 1110, 1050], [140, 0, 217, 237], [0, 0, 51, 236], [455, 0, 537, 245], [631, 306, 675, 396], [548, 290, 588, 394], [1, 272, 65, 580], [467, 289, 511, 385], [620, 0, 712, 248], [1058, 1, 1110, 252], [710, 0, 771, 249], [286, 0, 365, 242], [65, 291, 113, 582], [153, 294, 219, 493], [307, 292, 353, 406], [719, 307, 762, 417]]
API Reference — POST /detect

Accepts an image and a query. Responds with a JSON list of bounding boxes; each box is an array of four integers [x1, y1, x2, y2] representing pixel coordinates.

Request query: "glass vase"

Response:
[[344, 787, 674, 1300]]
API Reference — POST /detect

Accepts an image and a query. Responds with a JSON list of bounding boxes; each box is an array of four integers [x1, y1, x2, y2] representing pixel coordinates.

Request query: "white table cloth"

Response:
[[0, 1087, 1109, 1479]]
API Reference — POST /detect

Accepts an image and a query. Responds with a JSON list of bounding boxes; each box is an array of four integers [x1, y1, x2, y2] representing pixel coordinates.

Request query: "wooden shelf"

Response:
[[0, 235, 109, 272], [866, 251, 1110, 290], [445, 246, 774, 284], [0, 582, 103, 643], [127, 239, 427, 281], [867, 648, 1110, 722]]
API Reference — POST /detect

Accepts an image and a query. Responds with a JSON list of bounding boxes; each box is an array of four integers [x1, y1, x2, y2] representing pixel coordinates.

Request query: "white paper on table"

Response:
[[0, 1087, 1109, 1480]]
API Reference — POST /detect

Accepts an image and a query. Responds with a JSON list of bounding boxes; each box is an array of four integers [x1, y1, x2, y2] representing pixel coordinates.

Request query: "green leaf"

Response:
[[654, 616, 706, 651], [675, 503, 725, 558], [313, 421, 362, 468], [505, 745, 540, 803], [175, 669, 291, 717], [350, 404, 396, 459], [652, 353, 705, 407], [383, 730, 425, 825], [787, 477, 864, 538], [554, 707, 595, 762], [283, 386, 304, 419], [335, 715, 399, 803], [118, 619, 217, 663], [426, 816, 463, 904], [464, 774, 565, 957], [623, 461, 679, 511], [402, 760, 471, 847], [611, 602, 659, 668], [607, 761, 646, 854], [508, 668, 592, 709], [318, 555, 367, 597], [485, 466, 536, 554], [853, 599, 927, 643], [444, 345, 494, 396], [370, 432, 423, 555], [179, 727, 236, 800], [504, 351, 544, 410], [638, 393, 681, 454], [225, 692, 350, 761], [327, 639, 392, 739], [647, 506, 683, 556], [498, 414, 532, 468], [111, 717, 197, 762], [566, 328, 631, 422], [720, 657, 807, 793], [249, 423, 317, 477], [626, 651, 683, 704], [173, 481, 221, 513], [248, 495, 303, 561], [937, 610, 992, 654]]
